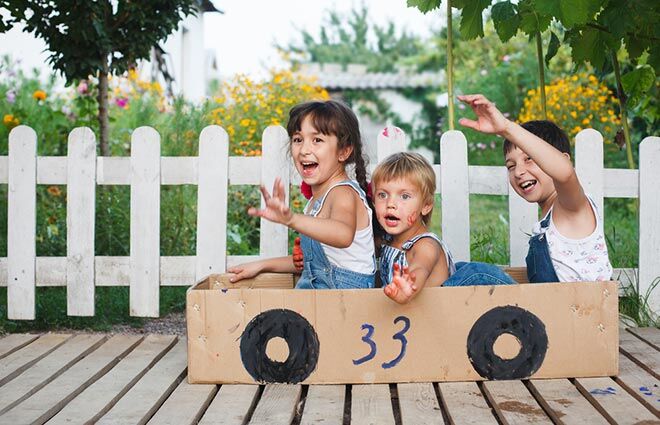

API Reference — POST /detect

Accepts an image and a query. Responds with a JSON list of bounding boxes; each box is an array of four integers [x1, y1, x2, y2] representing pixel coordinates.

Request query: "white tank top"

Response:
[[534, 196, 613, 282], [304, 180, 375, 274]]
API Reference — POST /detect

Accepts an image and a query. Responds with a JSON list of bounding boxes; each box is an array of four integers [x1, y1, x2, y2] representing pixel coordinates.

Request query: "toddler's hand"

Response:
[[293, 236, 304, 272], [457, 94, 510, 135], [227, 262, 262, 283], [383, 263, 418, 304], [248, 177, 294, 225]]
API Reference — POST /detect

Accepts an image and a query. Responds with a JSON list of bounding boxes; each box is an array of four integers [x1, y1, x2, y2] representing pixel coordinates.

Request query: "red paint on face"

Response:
[[406, 214, 415, 226]]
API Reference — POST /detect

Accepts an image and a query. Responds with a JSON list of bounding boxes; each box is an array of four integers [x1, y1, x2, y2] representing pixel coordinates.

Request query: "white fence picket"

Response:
[[259, 126, 290, 258], [195, 126, 229, 280], [7, 126, 37, 320], [129, 127, 161, 317], [639, 136, 660, 314], [66, 128, 96, 316], [376, 126, 407, 162], [575, 129, 604, 222], [508, 188, 538, 267], [440, 131, 470, 261]]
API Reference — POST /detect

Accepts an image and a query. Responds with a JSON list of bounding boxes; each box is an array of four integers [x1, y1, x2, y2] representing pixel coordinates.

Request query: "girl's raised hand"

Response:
[[457, 94, 510, 135], [248, 177, 294, 225], [383, 263, 418, 304]]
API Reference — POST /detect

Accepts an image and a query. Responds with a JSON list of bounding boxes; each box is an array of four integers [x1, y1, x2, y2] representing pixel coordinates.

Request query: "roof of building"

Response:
[[299, 63, 444, 90]]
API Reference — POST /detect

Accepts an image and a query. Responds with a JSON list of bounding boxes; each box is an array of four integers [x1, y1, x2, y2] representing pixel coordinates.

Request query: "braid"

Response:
[[352, 144, 385, 255]]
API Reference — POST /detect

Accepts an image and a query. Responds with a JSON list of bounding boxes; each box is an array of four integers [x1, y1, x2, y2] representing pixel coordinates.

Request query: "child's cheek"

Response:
[[406, 214, 415, 226]]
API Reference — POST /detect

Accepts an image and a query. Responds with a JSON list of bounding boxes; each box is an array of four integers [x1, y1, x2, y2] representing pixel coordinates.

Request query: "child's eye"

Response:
[[313, 137, 323, 143], [525, 156, 532, 162], [292, 137, 302, 144], [506, 164, 514, 170], [401, 193, 411, 200], [376, 192, 387, 199]]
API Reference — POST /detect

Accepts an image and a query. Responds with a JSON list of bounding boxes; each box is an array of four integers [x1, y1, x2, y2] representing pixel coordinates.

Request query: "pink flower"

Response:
[[502, 55, 510, 62], [5, 90, 16, 104], [77, 81, 88, 95], [115, 97, 128, 108]]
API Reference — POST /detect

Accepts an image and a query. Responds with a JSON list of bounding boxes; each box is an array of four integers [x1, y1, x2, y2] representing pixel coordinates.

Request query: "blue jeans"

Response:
[[443, 262, 516, 286]]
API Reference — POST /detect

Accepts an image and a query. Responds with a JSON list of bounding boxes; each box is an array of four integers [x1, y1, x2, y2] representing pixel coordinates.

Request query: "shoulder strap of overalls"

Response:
[[308, 180, 369, 217]]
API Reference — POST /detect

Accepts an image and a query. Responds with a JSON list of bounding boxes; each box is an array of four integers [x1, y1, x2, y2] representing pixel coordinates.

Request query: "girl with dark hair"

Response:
[[228, 100, 377, 289]]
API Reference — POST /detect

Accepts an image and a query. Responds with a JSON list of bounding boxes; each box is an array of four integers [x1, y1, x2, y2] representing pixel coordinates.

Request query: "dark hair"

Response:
[[503, 120, 571, 158], [287, 100, 385, 244]]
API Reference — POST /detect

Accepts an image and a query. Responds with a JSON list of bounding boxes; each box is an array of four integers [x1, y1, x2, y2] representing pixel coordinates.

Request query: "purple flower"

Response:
[[77, 81, 88, 95], [6, 90, 16, 104], [115, 97, 128, 108]]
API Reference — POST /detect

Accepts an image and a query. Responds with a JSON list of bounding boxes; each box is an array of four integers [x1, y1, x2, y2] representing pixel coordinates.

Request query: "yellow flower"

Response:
[[3, 114, 19, 128], [240, 118, 251, 127], [32, 90, 47, 101], [581, 118, 590, 125]]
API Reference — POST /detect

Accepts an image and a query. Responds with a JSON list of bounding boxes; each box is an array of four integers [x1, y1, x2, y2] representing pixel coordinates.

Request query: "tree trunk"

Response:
[[97, 57, 110, 156], [446, 0, 454, 130], [535, 32, 547, 120]]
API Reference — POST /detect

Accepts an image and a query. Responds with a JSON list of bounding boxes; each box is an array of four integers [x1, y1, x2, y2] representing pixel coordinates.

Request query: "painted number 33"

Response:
[[352, 316, 410, 369]]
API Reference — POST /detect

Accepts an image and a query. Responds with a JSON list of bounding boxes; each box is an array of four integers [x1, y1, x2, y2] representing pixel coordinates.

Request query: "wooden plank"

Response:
[[0, 334, 39, 359], [160, 156, 197, 185], [438, 382, 497, 425], [130, 126, 161, 317], [629, 327, 660, 350], [97, 338, 188, 425], [196, 125, 229, 279], [259, 126, 290, 258], [575, 129, 604, 222], [47, 335, 177, 425], [0, 333, 71, 386], [66, 127, 96, 316], [249, 383, 302, 425], [229, 156, 260, 185], [615, 352, 660, 414], [440, 131, 470, 261], [468, 165, 507, 195], [351, 384, 395, 425], [575, 377, 659, 424], [397, 382, 444, 424], [198, 384, 260, 425], [0, 334, 141, 424], [639, 136, 660, 315], [482, 380, 552, 424], [7, 125, 37, 319], [508, 185, 537, 267], [603, 168, 638, 198], [300, 384, 345, 425], [0, 334, 105, 414], [147, 379, 217, 425], [620, 330, 660, 379], [529, 379, 609, 424]]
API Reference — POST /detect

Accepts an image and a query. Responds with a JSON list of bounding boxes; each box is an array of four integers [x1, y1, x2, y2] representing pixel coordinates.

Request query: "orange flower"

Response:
[[47, 186, 62, 197], [3, 114, 19, 128], [33, 90, 47, 101]]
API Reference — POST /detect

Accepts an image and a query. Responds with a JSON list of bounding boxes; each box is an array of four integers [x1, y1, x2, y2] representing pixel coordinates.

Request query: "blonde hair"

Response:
[[372, 152, 436, 225]]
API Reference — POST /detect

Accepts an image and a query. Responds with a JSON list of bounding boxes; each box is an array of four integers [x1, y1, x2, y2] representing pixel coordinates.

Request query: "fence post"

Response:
[[196, 125, 229, 280], [260, 126, 290, 258], [7, 126, 37, 320], [376, 126, 406, 162], [508, 188, 537, 267], [130, 127, 161, 317], [441, 131, 470, 261], [575, 129, 604, 222], [639, 136, 660, 316], [66, 127, 96, 316]]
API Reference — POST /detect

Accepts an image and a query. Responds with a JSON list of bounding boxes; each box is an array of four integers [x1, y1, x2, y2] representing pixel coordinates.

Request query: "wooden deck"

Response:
[[0, 328, 657, 424]]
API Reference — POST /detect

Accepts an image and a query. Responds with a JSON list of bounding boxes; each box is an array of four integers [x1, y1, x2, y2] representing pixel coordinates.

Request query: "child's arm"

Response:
[[249, 178, 359, 248], [384, 239, 448, 304], [457, 94, 587, 212], [227, 256, 297, 283]]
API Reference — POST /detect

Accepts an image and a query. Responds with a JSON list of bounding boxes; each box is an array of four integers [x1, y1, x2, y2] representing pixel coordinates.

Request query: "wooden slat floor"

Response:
[[0, 328, 657, 424]]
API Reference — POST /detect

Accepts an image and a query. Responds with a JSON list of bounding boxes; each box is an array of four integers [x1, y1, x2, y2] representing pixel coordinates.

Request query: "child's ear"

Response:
[[562, 152, 570, 160], [338, 146, 354, 162], [421, 201, 433, 217]]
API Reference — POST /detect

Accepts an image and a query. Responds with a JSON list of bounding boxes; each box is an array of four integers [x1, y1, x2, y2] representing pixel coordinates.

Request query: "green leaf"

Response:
[[491, 1, 520, 42], [407, 0, 441, 13], [459, 0, 492, 40], [532, 0, 604, 27], [567, 27, 610, 70], [518, 0, 552, 35], [544, 31, 560, 66], [621, 65, 656, 108]]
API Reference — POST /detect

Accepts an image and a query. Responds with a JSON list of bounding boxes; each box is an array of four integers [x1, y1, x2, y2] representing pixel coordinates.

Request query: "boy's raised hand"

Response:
[[384, 263, 418, 304], [457, 94, 510, 135], [248, 177, 294, 225]]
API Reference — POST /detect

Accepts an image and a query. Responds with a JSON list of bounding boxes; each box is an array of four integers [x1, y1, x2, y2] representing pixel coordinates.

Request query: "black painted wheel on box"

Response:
[[467, 305, 548, 380], [240, 308, 320, 383]]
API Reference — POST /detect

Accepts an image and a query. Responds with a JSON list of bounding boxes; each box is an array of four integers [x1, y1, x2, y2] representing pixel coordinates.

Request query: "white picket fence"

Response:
[[1, 125, 659, 320]]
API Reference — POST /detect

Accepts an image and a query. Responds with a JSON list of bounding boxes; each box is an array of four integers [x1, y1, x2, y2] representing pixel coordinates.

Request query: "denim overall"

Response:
[[295, 181, 376, 290], [379, 233, 456, 285], [525, 211, 559, 283]]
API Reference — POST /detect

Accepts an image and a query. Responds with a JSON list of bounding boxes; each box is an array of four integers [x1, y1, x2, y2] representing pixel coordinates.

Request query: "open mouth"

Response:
[[300, 161, 318, 177], [383, 214, 400, 227], [519, 180, 537, 193]]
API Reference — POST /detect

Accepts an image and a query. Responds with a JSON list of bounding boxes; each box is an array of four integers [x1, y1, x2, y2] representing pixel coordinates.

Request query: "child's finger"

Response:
[[458, 117, 479, 130], [247, 207, 263, 217], [259, 185, 271, 203]]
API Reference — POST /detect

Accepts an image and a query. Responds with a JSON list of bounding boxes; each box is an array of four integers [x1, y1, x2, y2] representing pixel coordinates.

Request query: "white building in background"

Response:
[[0, 1, 221, 102]]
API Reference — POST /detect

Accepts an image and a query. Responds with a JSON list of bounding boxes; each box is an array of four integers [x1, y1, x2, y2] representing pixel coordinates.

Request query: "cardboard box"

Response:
[[187, 273, 618, 384]]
